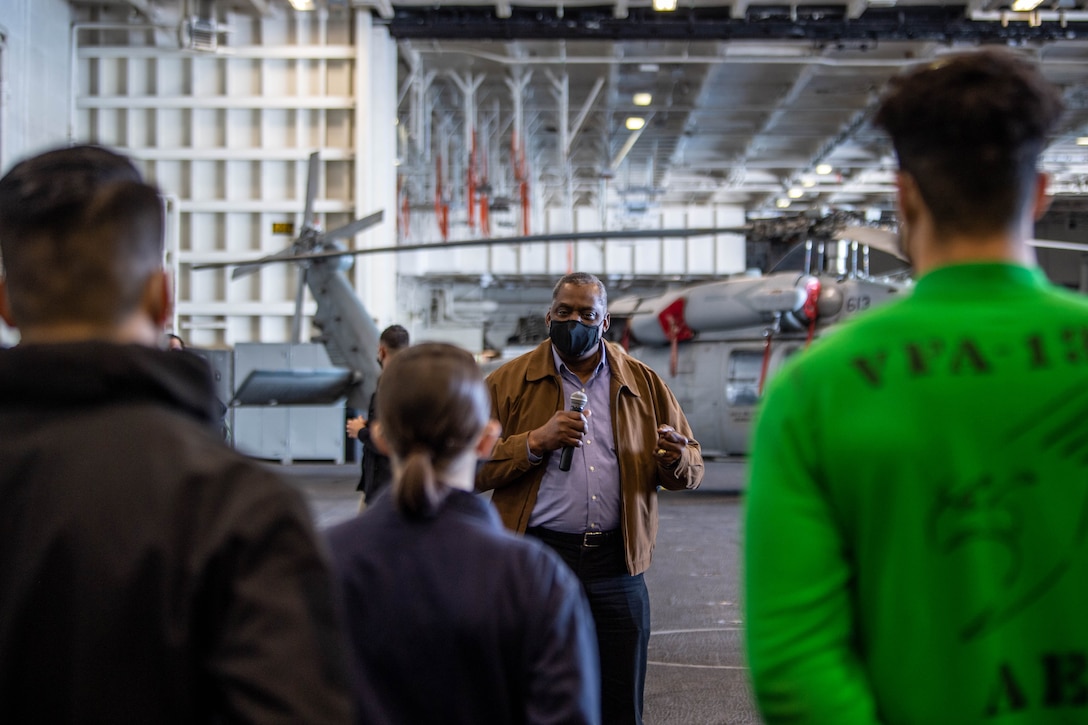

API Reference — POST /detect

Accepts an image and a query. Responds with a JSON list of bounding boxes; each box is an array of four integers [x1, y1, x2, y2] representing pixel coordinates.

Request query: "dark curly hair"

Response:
[[874, 48, 1064, 238]]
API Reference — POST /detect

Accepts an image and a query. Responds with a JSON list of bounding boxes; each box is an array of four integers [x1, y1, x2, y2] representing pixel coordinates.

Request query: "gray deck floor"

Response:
[[278, 459, 760, 725]]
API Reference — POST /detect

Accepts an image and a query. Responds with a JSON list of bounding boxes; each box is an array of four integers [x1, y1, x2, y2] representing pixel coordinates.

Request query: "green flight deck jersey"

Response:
[[745, 263, 1088, 724]]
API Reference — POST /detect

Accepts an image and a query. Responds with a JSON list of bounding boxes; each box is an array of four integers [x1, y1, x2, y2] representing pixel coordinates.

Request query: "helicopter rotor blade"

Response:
[[213, 211, 383, 278], [192, 226, 751, 272], [1028, 238, 1088, 253], [230, 245, 304, 280], [302, 151, 320, 229], [322, 210, 385, 243]]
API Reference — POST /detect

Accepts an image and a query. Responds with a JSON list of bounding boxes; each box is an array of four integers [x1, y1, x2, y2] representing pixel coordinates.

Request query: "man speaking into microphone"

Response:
[[477, 272, 703, 724]]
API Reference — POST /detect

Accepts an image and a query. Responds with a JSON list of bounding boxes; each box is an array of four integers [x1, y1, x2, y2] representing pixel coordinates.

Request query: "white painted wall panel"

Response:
[[521, 243, 549, 276], [633, 233, 664, 275], [660, 237, 688, 276], [603, 241, 631, 276], [260, 108, 291, 148], [488, 243, 520, 274], [544, 207, 569, 276], [715, 205, 748, 274], [67, 0, 393, 349]]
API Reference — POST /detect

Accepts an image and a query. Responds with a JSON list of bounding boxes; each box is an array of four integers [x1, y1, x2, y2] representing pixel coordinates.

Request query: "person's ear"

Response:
[[1032, 171, 1053, 222], [895, 171, 923, 264], [475, 419, 501, 459], [143, 269, 172, 328], [601, 312, 610, 334], [0, 278, 16, 329], [895, 171, 922, 228]]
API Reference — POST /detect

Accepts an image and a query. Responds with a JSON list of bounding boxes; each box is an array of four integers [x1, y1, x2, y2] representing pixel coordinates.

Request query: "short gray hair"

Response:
[[551, 272, 607, 308]]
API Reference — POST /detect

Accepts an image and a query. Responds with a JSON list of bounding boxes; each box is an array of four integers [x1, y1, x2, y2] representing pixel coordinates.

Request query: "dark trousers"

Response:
[[527, 527, 651, 725]]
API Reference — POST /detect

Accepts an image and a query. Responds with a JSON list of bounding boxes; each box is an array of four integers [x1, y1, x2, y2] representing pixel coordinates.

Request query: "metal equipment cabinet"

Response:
[[231, 342, 346, 464]]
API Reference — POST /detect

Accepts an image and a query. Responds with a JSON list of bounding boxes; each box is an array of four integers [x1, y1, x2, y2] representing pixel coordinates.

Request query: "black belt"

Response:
[[526, 526, 620, 549]]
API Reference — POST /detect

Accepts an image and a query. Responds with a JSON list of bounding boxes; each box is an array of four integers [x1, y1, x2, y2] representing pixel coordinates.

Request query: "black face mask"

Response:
[[549, 319, 602, 359]]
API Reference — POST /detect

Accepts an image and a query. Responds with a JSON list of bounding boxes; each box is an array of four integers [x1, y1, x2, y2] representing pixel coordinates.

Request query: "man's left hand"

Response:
[[654, 425, 687, 467]]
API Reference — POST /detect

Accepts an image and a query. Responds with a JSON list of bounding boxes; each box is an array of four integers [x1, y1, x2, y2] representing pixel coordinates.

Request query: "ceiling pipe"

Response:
[[567, 76, 605, 159], [414, 49, 927, 68], [412, 45, 1088, 71], [971, 9, 1088, 22]]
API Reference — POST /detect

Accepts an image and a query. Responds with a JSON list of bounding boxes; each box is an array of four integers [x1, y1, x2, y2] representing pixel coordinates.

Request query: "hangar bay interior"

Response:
[[3, 0, 1088, 460]]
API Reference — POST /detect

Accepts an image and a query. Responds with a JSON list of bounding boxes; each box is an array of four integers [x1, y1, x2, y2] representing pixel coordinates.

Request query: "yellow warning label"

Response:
[[272, 222, 295, 235]]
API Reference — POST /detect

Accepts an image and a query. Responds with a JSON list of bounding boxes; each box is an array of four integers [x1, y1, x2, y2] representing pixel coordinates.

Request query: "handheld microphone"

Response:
[[559, 391, 589, 472]]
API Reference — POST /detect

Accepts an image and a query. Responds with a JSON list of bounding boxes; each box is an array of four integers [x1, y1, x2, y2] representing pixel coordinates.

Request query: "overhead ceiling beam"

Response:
[[383, 6, 1088, 41], [567, 76, 605, 158]]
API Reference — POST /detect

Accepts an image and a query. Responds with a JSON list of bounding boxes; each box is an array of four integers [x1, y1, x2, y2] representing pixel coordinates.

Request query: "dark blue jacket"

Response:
[[326, 489, 601, 725]]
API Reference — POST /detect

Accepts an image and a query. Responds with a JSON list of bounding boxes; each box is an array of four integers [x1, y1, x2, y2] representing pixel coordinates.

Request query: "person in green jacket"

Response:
[[745, 48, 1088, 724]]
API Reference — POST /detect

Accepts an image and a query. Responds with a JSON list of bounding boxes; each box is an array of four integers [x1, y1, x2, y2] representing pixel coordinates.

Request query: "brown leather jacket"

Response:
[[476, 339, 703, 575]]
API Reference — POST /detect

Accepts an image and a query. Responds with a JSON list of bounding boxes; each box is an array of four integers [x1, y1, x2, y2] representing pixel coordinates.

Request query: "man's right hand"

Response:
[[528, 409, 588, 457]]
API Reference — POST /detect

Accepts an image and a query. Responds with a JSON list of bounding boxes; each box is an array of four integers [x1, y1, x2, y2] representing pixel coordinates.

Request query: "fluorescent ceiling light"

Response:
[[1077, 137, 1088, 146], [801, 177, 816, 188], [288, 0, 316, 9], [633, 92, 653, 107], [787, 188, 804, 199], [1010, 0, 1044, 10], [626, 117, 646, 131], [639, 63, 659, 73], [653, 0, 678, 11], [815, 163, 834, 175], [776, 198, 791, 209]]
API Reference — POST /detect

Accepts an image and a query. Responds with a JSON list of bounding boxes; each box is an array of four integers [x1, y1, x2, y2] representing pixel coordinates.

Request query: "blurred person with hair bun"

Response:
[[326, 342, 600, 725]]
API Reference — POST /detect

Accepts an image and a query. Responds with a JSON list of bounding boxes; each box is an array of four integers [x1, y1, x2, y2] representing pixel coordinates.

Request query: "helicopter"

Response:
[[603, 219, 1088, 456], [193, 151, 387, 413], [607, 218, 913, 457]]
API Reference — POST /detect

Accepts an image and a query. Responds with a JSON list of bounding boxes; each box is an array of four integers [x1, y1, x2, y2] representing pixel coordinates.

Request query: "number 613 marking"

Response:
[[846, 296, 871, 313]]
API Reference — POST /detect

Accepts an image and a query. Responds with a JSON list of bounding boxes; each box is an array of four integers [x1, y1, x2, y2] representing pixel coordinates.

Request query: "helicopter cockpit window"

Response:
[[726, 351, 764, 407], [726, 347, 803, 406]]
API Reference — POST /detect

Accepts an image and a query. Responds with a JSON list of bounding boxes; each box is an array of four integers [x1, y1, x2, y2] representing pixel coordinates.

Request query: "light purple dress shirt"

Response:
[[527, 343, 622, 533]]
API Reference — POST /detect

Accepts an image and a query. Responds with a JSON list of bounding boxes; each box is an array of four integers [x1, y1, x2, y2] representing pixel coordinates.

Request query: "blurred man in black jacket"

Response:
[[0, 145, 353, 724], [346, 323, 409, 507]]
